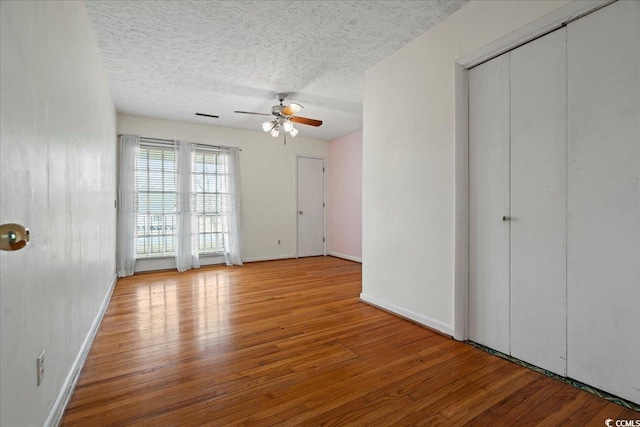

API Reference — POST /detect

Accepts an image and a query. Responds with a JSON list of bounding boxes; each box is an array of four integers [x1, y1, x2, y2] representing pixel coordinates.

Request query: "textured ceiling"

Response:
[[85, 0, 468, 141]]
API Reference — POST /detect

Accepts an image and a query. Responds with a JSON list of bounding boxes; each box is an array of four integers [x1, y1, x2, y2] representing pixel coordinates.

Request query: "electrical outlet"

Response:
[[37, 351, 45, 386], [277, 240, 281, 245]]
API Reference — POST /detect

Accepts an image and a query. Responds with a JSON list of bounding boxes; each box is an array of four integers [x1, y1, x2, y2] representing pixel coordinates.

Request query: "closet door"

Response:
[[468, 53, 511, 355], [510, 28, 567, 376], [567, 0, 640, 403]]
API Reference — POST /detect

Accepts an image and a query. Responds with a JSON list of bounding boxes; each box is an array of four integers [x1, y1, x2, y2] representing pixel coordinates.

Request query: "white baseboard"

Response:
[[242, 254, 296, 263], [328, 251, 362, 263], [359, 293, 454, 337], [45, 274, 118, 427]]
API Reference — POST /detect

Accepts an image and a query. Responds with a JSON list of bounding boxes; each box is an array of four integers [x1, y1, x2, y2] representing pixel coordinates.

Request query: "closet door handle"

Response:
[[501, 216, 510, 221]]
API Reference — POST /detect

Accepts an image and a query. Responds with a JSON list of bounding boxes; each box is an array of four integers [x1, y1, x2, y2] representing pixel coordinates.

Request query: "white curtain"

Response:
[[223, 149, 243, 266], [175, 140, 200, 272], [116, 135, 139, 277]]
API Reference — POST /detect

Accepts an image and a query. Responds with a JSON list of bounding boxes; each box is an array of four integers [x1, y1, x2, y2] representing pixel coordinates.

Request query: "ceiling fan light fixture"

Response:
[[262, 120, 275, 132], [283, 120, 293, 132], [289, 128, 298, 137], [270, 126, 280, 138]]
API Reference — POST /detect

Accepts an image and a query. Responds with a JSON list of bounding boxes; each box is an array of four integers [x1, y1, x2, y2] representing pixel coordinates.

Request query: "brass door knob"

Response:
[[1, 223, 30, 251]]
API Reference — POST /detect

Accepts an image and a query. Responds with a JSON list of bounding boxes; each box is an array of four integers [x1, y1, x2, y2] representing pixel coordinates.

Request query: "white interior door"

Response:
[[468, 52, 511, 355], [567, 0, 640, 403], [510, 27, 567, 376], [297, 156, 325, 257]]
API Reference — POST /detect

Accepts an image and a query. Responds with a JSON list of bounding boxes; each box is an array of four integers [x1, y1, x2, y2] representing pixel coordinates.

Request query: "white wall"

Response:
[[117, 114, 329, 263], [0, 1, 117, 426], [362, 0, 571, 335]]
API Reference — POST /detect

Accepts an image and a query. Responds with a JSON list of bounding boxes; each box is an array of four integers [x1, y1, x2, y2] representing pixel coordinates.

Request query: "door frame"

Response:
[[295, 154, 327, 258], [452, 0, 614, 341]]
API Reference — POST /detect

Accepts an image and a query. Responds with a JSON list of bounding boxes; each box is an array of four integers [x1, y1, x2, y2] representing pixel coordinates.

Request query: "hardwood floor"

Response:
[[61, 257, 636, 426]]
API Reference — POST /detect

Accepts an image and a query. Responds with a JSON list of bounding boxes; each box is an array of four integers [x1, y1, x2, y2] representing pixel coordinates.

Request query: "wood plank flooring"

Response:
[[61, 257, 637, 426]]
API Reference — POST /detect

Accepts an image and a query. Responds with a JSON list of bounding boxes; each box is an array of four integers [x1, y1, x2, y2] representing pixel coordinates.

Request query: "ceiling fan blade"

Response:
[[281, 102, 303, 116], [234, 110, 272, 116], [290, 116, 323, 127]]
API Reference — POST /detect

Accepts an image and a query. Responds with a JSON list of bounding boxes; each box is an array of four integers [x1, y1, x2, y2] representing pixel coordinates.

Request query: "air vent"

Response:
[[195, 113, 219, 118]]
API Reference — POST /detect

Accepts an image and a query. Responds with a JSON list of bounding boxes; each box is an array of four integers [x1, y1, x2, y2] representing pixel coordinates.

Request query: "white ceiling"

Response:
[[85, 0, 468, 141]]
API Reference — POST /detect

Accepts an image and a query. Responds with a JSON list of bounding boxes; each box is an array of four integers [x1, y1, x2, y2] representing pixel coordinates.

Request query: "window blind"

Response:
[[135, 139, 235, 259], [135, 145, 177, 257], [192, 151, 228, 255]]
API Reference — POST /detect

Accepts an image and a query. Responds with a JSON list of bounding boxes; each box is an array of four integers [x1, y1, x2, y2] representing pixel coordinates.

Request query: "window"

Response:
[[119, 135, 242, 275], [192, 151, 228, 255], [135, 143, 231, 258], [135, 145, 177, 258]]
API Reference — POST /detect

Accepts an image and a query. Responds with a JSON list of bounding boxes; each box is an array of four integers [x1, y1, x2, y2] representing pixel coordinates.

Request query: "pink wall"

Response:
[[328, 129, 362, 261]]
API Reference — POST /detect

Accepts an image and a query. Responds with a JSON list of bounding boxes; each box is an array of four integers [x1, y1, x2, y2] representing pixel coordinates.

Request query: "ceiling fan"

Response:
[[234, 93, 323, 139]]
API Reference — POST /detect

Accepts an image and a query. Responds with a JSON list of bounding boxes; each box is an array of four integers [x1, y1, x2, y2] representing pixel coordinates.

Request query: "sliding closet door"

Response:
[[468, 53, 511, 355], [510, 28, 567, 376], [567, 0, 640, 403]]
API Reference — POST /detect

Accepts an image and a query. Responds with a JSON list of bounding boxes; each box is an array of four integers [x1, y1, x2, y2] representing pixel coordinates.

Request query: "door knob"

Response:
[[0, 223, 30, 251], [501, 216, 510, 221], [298, 210, 303, 215]]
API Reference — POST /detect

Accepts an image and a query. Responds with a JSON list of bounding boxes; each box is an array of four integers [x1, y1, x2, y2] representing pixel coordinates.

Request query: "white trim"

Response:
[[360, 293, 454, 337], [45, 274, 118, 427], [328, 251, 362, 263], [453, 62, 469, 342], [242, 254, 296, 263], [453, 0, 611, 341], [458, 0, 614, 69]]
